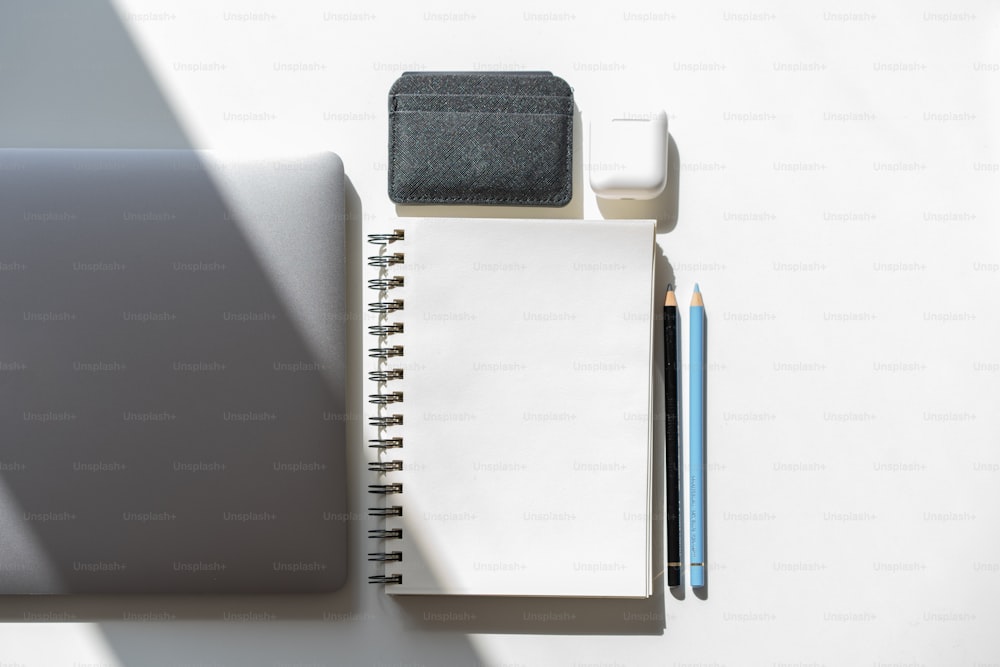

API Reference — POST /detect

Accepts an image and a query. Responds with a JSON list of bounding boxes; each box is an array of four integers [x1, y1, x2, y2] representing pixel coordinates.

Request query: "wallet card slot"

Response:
[[389, 73, 572, 98], [391, 94, 573, 115], [389, 110, 572, 206]]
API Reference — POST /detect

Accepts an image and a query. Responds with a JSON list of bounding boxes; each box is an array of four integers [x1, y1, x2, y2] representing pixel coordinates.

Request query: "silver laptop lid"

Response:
[[0, 149, 347, 593]]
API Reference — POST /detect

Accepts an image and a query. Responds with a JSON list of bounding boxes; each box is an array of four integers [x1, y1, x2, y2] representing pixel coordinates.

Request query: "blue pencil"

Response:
[[689, 284, 706, 588]]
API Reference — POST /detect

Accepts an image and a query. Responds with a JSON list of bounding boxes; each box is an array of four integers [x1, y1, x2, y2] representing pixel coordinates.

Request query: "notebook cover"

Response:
[[367, 218, 654, 597]]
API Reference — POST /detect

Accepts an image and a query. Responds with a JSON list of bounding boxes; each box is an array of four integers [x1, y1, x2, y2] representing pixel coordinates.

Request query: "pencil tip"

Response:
[[693, 283, 701, 293]]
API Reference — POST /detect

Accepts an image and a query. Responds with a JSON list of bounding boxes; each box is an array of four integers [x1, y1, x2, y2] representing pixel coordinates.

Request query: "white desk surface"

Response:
[[1, 1, 997, 665]]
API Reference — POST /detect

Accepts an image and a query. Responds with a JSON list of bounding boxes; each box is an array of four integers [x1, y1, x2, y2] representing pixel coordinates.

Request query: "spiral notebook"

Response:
[[367, 217, 655, 597]]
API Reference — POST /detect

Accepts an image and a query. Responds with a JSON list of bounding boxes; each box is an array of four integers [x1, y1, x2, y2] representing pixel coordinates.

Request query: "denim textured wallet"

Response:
[[388, 71, 574, 206]]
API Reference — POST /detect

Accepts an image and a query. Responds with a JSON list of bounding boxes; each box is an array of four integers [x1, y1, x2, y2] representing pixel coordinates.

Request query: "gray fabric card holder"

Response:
[[388, 71, 573, 206]]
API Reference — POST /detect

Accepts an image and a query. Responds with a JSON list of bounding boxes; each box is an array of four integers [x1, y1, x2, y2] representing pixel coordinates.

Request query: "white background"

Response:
[[1, 1, 999, 665]]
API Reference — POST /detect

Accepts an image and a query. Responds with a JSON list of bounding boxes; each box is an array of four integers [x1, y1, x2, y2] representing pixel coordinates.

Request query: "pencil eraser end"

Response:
[[691, 565, 705, 588], [589, 110, 668, 200]]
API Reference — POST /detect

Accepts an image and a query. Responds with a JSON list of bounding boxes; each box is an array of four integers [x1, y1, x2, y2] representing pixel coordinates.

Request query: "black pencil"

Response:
[[664, 286, 682, 586]]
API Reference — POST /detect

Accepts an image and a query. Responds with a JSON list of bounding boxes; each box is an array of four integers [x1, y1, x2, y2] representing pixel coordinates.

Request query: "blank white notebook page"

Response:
[[379, 217, 654, 597]]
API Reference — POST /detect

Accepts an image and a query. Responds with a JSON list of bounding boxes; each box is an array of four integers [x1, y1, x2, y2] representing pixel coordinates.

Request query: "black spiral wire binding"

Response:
[[369, 369, 404, 382], [368, 437, 402, 449], [367, 230, 405, 585], [368, 460, 403, 472]]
